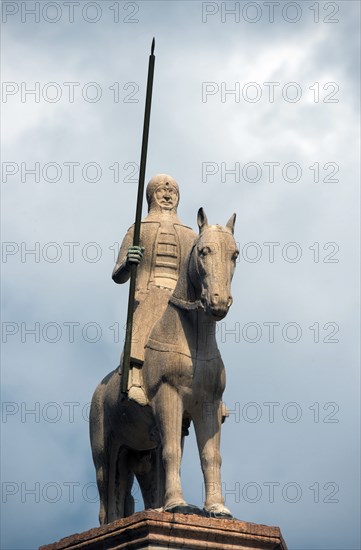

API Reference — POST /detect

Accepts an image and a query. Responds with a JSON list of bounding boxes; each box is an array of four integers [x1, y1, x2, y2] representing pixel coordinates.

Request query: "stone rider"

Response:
[[112, 174, 196, 403]]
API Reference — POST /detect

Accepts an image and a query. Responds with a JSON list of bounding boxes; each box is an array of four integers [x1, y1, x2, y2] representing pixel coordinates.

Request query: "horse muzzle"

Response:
[[201, 293, 233, 320]]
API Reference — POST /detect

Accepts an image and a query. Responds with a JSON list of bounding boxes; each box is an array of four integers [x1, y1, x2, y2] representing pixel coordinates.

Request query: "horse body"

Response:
[[90, 209, 238, 524]]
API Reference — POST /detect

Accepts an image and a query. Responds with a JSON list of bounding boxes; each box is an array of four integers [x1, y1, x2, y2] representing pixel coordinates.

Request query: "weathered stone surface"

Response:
[[40, 510, 288, 550], [112, 173, 195, 364], [90, 199, 239, 524]]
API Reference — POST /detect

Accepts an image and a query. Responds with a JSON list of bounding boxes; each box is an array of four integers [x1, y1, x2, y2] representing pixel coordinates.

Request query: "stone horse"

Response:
[[90, 208, 238, 524]]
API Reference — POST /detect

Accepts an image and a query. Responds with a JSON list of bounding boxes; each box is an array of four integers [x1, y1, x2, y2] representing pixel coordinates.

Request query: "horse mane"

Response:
[[170, 236, 199, 306]]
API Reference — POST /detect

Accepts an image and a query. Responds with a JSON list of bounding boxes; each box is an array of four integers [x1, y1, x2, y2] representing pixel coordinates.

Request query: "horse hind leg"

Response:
[[115, 448, 135, 518], [93, 457, 108, 525], [134, 447, 165, 510], [91, 431, 118, 524], [106, 438, 122, 523], [124, 471, 135, 517], [90, 390, 108, 525]]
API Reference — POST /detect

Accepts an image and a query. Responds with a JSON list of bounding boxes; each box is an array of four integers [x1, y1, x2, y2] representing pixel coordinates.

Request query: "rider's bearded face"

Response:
[[153, 184, 179, 210]]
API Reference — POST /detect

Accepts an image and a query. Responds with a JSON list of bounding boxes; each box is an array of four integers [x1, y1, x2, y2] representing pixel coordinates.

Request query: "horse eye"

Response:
[[232, 250, 239, 261], [200, 246, 211, 257]]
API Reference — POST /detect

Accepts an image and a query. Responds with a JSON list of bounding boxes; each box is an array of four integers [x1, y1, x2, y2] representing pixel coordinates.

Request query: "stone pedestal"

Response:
[[40, 510, 288, 550]]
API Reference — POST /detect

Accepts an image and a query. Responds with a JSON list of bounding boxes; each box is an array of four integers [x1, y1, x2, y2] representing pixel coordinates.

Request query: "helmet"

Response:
[[146, 174, 179, 208]]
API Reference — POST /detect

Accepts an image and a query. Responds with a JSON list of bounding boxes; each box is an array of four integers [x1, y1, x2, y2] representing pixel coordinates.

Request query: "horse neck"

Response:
[[171, 245, 217, 338]]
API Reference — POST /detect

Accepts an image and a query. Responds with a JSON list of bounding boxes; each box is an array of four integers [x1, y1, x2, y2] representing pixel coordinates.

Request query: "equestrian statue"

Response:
[[89, 175, 238, 524]]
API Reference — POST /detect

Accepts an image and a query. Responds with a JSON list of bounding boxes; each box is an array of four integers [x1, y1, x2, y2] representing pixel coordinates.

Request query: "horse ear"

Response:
[[226, 213, 236, 234], [197, 208, 208, 233]]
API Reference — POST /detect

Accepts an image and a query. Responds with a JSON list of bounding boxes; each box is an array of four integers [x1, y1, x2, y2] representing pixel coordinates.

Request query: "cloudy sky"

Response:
[[1, 1, 360, 549]]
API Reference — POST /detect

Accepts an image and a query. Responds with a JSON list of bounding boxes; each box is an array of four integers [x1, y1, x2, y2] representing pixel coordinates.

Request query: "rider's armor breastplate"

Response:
[[154, 222, 179, 290]]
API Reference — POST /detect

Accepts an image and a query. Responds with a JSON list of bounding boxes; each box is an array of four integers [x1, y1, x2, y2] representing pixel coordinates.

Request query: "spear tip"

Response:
[[151, 37, 155, 55]]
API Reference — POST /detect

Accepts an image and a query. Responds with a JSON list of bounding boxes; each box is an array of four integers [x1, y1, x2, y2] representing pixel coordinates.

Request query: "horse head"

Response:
[[190, 208, 238, 320]]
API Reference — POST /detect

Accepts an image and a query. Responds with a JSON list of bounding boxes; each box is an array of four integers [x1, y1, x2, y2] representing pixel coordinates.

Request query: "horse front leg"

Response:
[[193, 400, 232, 518], [152, 384, 186, 511]]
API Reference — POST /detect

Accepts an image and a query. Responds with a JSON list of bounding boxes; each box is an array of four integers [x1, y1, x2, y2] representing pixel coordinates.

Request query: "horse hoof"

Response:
[[204, 505, 233, 519], [165, 503, 205, 516]]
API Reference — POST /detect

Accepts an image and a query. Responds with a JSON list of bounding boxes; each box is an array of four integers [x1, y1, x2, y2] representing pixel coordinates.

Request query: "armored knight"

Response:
[[112, 174, 196, 402]]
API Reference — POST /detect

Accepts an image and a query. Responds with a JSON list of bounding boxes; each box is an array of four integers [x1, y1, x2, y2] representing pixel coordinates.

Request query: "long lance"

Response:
[[121, 38, 155, 394]]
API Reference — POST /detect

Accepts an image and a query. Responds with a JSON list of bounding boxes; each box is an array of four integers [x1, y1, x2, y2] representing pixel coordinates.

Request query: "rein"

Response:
[[169, 294, 202, 311]]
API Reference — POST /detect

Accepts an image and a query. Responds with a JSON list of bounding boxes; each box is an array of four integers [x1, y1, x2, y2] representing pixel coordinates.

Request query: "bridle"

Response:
[[169, 227, 233, 312]]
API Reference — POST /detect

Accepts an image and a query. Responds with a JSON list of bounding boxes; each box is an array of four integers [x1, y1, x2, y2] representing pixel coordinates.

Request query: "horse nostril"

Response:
[[211, 293, 219, 305], [227, 297, 233, 308]]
